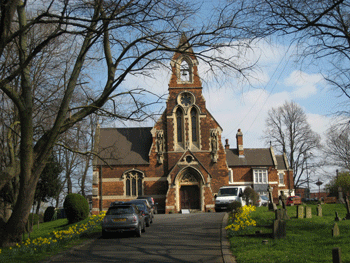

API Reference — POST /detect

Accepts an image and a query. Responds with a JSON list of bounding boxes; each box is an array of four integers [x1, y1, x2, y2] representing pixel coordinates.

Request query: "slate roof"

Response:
[[275, 155, 288, 170], [94, 127, 153, 166], [94, 127, 285, 169], [225, 148, 274, 167]]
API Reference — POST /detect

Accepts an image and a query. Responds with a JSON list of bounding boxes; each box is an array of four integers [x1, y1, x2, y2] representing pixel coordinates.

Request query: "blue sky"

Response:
[[112, 37, 345, 189], [119, 39, 343, 151]]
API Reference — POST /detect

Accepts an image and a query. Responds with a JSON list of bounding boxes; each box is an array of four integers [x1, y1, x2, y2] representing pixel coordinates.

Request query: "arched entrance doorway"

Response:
[[178, 169, 202, 210], [180, 185, 200, 209]]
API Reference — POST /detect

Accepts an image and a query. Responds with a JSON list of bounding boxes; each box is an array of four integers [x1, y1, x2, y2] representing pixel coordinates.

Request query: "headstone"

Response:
[[275, 208, 289, 220], [338, 187, 345, 204], [344, 196, 350, 219], [317, 204, 322, 217], [332, 223, 340, 237], [297, 205, 304, 219], [273, 219, 286, 239], [275, 209, 282, 220], [305, 206, 312, 218], [332, 247, 342, 263], [273, 203, 278, 211], [279, 191, 287, 209], [335, 211, 342, 221], [268, 186, 275, 211]]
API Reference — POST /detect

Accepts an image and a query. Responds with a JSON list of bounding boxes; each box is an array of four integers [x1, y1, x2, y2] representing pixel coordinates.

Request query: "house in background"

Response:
[[91, 35, 294, 214], [225, 131, 294, 203]]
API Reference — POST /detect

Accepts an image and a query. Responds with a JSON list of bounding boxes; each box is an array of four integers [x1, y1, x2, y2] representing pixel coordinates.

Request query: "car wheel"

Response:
[[146, 218, 150, 227], [135, 224, 142, 237], [142, 221, 146, 233]]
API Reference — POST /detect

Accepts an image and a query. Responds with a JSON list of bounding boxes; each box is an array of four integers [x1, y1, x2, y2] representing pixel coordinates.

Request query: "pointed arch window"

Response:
[[125, 171, 143, 196], [176, 108, 183, 143], [191, 107, 198, 142]]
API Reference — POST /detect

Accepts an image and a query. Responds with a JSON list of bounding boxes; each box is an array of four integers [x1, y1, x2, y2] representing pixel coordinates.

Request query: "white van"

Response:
[[215, 186, 247, 212]]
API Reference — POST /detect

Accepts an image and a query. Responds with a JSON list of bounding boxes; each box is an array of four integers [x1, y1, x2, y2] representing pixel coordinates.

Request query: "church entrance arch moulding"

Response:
[[175, 167, 205, 211]]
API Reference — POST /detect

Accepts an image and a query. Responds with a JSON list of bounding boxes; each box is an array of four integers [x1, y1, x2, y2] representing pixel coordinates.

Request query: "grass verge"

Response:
[[227, 203, 350, 263], [0, 212, 105, 263]]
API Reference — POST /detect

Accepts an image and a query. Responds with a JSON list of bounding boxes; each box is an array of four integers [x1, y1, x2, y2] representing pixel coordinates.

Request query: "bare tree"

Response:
[[263, 101, 322, 188], [239, 0, 350, 115], [324, 124, 350, 170], [0, 0, 255, 246]]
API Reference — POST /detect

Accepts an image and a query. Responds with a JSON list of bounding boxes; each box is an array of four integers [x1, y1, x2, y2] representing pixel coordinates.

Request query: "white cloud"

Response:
[[284, 70, 325, 99], [115, 39, 337, 153]]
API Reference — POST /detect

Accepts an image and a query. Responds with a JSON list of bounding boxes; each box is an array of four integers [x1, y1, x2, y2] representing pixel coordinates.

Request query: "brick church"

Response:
[[92, 35, 294, 214]]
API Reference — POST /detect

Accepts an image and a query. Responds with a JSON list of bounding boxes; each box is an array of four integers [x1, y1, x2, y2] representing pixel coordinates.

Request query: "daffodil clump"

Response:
[[226, 205, 257, 234], [0, 211, 106, 258]]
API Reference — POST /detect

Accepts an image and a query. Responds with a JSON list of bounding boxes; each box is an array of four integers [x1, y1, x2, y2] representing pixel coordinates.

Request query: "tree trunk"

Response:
[[0, 180, 35, 246], [35, 200, 41, 215], [80, 156, 90, 198]]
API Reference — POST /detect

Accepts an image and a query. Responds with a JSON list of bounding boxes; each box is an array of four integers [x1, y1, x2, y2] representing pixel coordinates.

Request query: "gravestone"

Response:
[[338, 187, 345, 204], [272, 203, 277, 211], [297, 205, 304, 219], [279, 191, 287, 209], [268, 186, 275, 211], [275, 208, 289, 220], [335, 211, 342, 221], [344, 196, 350, 219], [332, 247, 342, 263], [305, 206, 312, 218], [317, 204, 322, 217], [332, 223, 340, 237], [273, 219, 286, 239]]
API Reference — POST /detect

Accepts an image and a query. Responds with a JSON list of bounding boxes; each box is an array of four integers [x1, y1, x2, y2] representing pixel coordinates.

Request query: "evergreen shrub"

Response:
[[242, 187, 259, 206], [43, 206, 56, 222], [63, 193, 89, 224]]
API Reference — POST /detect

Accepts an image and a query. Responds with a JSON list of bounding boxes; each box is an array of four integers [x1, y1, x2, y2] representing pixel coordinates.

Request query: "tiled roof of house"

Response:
[[225, 148, 274, 167], [94, 127, 153, 165], [275, 154, 288, 170]]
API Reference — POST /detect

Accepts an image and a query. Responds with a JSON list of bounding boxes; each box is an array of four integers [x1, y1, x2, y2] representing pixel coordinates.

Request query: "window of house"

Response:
[[253, 169, 268, 184], [191, 107, 198, 142], [279, 173, 284, 185], [125, 171, 143, 196]]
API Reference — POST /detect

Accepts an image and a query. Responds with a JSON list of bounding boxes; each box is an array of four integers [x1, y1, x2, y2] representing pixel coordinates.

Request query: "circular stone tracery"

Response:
[[177, 92, 194, 107]]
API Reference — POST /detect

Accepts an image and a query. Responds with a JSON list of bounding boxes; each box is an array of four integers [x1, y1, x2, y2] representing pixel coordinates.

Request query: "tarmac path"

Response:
[[44, 212, 228, 263]]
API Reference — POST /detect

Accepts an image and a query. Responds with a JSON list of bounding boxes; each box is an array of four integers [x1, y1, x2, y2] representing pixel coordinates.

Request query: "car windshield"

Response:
[[261, 196, 269, 200], [107, 207, 133, 215], [217, 188, 238, 196]]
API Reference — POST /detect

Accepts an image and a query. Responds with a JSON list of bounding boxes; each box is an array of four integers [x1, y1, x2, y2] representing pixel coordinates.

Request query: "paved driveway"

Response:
[[44, 212, 226, 263]]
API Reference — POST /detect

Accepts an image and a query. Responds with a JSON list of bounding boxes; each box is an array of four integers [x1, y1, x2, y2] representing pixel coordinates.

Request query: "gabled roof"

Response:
[[94, 127, 152, 166], [225, 148, 274, 167], [276, 154, 288, 170]]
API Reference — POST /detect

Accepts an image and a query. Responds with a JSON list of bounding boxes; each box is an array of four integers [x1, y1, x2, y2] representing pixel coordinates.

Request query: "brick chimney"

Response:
[[236, 129, 244, 157], [225, 139, 230, 149]]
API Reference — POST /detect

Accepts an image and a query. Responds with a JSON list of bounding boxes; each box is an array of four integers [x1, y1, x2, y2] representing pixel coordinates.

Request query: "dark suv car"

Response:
[[125, 200, 153, 227], [137, 196, 158, 214], [102, 203, 146, 238]]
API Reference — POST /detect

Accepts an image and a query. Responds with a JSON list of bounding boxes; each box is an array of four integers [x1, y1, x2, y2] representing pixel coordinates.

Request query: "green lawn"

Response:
[[0, 213, 104, 263], [227, 203, 350, 263]]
